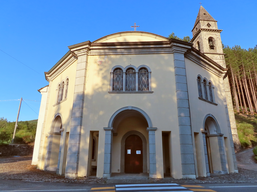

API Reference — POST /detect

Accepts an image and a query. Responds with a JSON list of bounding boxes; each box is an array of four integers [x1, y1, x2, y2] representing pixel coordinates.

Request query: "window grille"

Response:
[[209, 82, 213, 102], [197, 76, 202, 98], [138, 68, 149, 91], [125, 68, 136, 91], [203, 79, 208, 100], [113, 68, 123, 91]]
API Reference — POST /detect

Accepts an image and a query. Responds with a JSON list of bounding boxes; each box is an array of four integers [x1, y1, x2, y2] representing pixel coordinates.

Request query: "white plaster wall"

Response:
[[32, 86, 48, 165]]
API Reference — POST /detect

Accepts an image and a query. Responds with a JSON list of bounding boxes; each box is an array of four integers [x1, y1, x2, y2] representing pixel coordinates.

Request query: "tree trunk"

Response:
[[238, 75, 248, 114], [235, 75, 243, 112], [249, 71, 257, 112], [242, 65, 254, 115], [230, 67, 240, 112]]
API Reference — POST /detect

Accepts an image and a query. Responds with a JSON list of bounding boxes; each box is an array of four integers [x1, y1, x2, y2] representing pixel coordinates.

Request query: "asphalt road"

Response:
[[0, 180, 257, 192]]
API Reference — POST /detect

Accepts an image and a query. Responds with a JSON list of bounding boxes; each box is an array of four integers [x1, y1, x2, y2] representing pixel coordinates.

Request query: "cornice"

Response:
[[191, 28, 222, 42], [185, 50, 226, 77], [45, 54, 77, 81], [191, 47, 227, 71]]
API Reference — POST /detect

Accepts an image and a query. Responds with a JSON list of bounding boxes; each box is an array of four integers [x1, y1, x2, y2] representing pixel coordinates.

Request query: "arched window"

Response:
[[126, 68, 136, 91], [209, 82, 213, 102], [197, 76, 202, 98], [65, 78, 69, 99], [203, 79, 208, 100], [138, 68, 149, 91], [208, 37, 215, 49], [60, 81, 64, 102], [57, 84, 61, 103], [113, 68, 123, 91], [197, 41, 201, 52]]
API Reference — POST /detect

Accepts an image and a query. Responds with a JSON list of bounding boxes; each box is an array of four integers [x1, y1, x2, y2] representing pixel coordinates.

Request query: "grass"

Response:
[[235, 113, 257, 148]]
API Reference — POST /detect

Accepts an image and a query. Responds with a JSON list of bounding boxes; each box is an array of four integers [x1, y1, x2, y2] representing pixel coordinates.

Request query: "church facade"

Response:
[[32, 6, 238, 179]]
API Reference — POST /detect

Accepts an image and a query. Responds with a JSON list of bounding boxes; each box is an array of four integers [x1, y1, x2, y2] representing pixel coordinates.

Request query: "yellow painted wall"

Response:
[[185, 58, 232, 174], [94, 32, 167, 43], [78, 53, 182, 178], [40, 60, 77, 171]]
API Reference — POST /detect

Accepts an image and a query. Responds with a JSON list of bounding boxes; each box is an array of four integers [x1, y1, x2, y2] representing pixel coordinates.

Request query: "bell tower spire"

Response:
[[191, 6, 225, 67]]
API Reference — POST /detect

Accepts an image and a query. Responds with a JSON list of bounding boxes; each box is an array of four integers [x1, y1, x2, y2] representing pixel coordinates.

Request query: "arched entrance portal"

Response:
[[45, 115, 62, 172], [203, 115, 228, 175], [125, 135, 143, 173], [103, 106, 157, 178]]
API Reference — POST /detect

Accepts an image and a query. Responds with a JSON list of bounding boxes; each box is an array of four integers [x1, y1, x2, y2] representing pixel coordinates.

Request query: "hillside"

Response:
[[235, 113, 257, 148], [0, 118, 37, 144]]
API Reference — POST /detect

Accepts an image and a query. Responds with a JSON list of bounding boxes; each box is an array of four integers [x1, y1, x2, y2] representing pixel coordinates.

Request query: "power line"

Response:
[[22, 100, 38, 116], [0, 99, 20, 102], [0, 48, 41, 75], [0, 99, 40, 102]]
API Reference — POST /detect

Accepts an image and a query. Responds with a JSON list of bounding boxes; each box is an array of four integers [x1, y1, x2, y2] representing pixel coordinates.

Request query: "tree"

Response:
[[168, 32, 191, 42]]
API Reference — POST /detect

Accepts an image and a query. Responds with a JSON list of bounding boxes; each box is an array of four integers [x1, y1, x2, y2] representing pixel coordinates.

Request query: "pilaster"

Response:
[[103, 127, 113, 178], [220, 78, 238, 172], [65, 48, 89, 179], [217, 135, 229, 174], [147, 127, 157, 178], [172, 45, 196, 179]]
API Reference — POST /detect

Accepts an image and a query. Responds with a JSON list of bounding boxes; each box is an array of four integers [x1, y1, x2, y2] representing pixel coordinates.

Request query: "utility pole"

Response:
[[12, 97, 22, 144]]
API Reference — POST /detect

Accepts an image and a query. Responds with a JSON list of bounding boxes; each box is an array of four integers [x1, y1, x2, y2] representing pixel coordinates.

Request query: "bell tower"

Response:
[[191, 6, 241, 152], [191, 6, 225, 68]]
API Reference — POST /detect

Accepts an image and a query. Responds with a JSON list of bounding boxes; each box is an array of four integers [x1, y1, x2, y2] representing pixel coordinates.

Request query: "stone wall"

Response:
[[0, 144, 33, 156]]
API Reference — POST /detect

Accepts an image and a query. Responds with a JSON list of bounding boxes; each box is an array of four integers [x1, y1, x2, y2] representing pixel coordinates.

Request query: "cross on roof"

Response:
[[131, 23, 139, 31]]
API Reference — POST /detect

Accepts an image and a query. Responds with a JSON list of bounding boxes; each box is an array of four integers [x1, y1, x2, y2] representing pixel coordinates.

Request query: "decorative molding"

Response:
[[147, 127, 157, 131], [185, 52, 224, 77], [46, 55, 77, 81], [198, 97, 218, 105], [89, 47, 173, 56], [108, 106, 153, 128], [108, 91, 154, 94], [73, 48, 89, 57], [103, 127, 113, 131]]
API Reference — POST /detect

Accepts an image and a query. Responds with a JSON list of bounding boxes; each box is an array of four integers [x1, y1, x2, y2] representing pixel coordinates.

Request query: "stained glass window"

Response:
[[113, 68, 123, 91], [138, 68, 149, 91], [125, 68, 136, 91]]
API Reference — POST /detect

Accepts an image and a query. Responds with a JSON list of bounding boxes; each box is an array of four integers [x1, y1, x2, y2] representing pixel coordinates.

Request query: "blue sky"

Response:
[[0, 0, 256, 122]]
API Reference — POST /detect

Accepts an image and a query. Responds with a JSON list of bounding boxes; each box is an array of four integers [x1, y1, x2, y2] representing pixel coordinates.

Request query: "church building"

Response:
[[32, 6, 238, 179]]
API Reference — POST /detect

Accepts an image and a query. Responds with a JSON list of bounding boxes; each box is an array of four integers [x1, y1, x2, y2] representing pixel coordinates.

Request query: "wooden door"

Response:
[[125, 135, 143, 173]]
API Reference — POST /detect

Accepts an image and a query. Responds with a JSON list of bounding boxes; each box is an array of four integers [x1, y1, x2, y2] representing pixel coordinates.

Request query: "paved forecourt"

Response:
[[90, 183, 216, 192]]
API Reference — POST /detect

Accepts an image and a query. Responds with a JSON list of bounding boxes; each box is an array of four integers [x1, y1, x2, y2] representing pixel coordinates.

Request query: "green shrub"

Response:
[[237, 122, 256, 147], [253, 146, 257, 156]]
